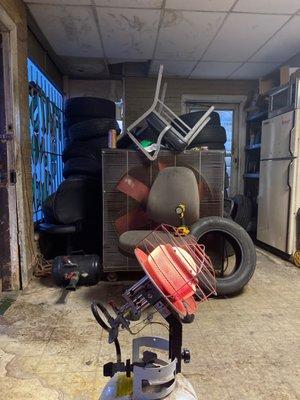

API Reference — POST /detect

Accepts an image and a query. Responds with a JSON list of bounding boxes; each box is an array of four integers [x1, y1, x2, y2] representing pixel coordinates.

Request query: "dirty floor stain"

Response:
[[0, 250, 299, 399]]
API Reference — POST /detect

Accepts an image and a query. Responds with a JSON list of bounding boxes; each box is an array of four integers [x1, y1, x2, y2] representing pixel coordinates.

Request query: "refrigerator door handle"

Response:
[[289, 126, 296, 156], [287, 159, 295, 188]]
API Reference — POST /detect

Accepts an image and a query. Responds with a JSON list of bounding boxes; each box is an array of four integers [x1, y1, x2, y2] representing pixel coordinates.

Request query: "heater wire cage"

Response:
[[135, 224, 216, 314]]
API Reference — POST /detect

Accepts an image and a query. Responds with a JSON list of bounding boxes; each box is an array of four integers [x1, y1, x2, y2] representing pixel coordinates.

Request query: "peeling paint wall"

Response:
[[125, 76, 257, 126], [0, 0, 36, 289]]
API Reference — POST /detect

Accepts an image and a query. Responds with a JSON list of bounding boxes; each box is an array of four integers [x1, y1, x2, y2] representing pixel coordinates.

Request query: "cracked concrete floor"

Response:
[[0, 249, 299, 400]]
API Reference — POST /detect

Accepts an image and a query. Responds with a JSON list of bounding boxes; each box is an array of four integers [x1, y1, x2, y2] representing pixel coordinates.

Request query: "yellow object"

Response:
[[292, 250, 300, 267], [175, 204, 190, 236], [176, 226, 190, 236], [116, 374, 133, 397]]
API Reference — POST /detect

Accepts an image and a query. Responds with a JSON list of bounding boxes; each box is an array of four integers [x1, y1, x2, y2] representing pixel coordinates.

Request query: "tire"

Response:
[[189, 125, 227, 146], [176, 110, 221, 128], [65, 97, 116, 119], [63, 158, 102, 179], [69, 118, 121, 142], [188, 141, 225, 150], [231, 195, 252, 231], [190, 216, 256, 296], [64, 116, 93, 131], [62, 137, 108, 162]]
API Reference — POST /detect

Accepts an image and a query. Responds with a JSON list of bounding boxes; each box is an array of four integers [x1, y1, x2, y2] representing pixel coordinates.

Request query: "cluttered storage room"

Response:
[[0, 0, 300, 399]]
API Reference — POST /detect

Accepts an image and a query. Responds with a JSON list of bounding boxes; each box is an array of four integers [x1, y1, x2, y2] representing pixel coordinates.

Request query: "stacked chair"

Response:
[[38, 97, 120, 257]]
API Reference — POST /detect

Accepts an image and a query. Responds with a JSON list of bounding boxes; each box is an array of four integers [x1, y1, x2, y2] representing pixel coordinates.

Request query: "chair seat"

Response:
[[147, 112, 187, 151], [119, 230, 153, 255], [37, 223, 79, 235], [118, 229, 196, 255]]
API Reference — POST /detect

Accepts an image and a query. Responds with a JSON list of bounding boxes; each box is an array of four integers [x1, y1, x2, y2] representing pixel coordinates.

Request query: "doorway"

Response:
[[185, 101, 238, 194], [182, 94, 247, 195]]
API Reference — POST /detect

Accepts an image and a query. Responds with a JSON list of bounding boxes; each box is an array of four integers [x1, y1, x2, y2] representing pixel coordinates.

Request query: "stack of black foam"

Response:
[[41, 97, 120, 256]]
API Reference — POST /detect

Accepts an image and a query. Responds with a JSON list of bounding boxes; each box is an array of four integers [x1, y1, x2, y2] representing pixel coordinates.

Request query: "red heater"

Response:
[[92, 225, 216, 400]]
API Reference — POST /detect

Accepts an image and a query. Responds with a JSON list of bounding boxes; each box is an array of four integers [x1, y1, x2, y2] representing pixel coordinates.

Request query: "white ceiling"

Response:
[[25, 0, 300, 79]]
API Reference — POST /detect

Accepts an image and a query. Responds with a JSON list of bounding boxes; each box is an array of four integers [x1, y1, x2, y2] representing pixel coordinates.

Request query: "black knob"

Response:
[[182, 348, 191, 364], [103, 362, 114, 377]]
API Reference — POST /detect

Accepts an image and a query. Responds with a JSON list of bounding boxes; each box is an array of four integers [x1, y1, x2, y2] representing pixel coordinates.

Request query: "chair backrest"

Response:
[[147, 167, 200, 226]]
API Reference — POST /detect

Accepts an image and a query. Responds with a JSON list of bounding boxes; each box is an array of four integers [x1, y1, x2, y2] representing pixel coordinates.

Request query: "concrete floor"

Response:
[[0, 249, 299, 400]]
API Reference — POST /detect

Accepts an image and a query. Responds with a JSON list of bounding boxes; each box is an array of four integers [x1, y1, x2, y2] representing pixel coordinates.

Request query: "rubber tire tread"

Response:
[[65, 97, 116, 119], [190, 216, 256, 296], [189, 125, 227, 146], [62, 137, 108, 162], [176, 110, 221, 127], [63, 157, 102, 179], [69, 118, 120, 142]]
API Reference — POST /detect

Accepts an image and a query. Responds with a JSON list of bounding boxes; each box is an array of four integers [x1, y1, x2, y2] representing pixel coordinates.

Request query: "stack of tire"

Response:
[[177, 110, 229, 191], [41, 97, 120, 255], [63, 97, 120, 179]]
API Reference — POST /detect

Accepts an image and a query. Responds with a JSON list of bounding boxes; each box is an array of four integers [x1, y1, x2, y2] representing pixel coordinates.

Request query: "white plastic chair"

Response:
[[126, 65, 215, 161]]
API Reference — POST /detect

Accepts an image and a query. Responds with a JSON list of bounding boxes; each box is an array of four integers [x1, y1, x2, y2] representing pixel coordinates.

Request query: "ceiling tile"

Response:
[[28, 4, 103, 57], [234, 0, 300, 14], [203, 13, 289, 62], [98, 8, 160, 59], [60, 56, 108, 78], [94, 0, 162, 7], [25, 0, 91, 4], [250, 16, 300, 63], [155, 10, 226, 60], [190, 61, 242, 78], [229, 62, 279, 79], [166, 0, 235, 11], [150, 60, 196, 76]]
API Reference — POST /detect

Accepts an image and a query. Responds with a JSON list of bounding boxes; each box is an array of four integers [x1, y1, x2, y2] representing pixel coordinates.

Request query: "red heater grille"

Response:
[[135, 224, 216, 317]]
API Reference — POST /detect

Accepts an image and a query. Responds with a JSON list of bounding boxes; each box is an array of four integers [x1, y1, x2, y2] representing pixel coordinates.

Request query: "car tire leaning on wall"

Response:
[[68, 118, 121, 142], [190, 216, 256, 296]]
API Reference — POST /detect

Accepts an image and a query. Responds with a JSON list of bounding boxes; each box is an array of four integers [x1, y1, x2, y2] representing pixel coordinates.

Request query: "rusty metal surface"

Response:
[[102, 149, 224, 272]]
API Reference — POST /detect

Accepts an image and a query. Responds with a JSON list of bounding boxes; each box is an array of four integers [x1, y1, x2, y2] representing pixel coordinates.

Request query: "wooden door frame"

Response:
[[0, 7, 22, 290]]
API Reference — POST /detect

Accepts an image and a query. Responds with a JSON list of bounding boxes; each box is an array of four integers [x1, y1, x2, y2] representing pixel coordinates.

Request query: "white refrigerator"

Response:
[[257, 109, 300, 254]]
